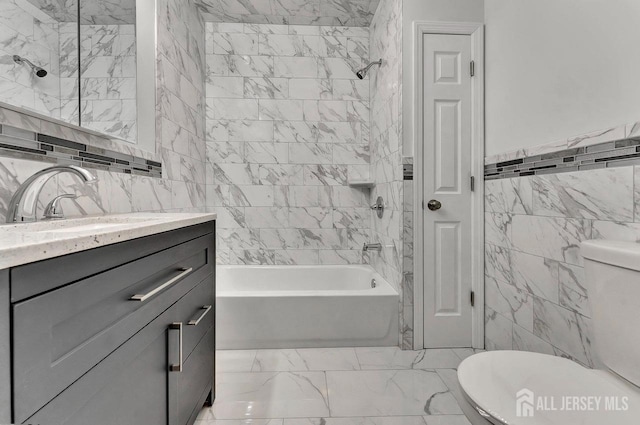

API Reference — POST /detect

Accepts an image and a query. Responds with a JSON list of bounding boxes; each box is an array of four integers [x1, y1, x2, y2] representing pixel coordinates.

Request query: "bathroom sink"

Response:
[[0, 216, 160, 234], [43, 222, 143, 233]]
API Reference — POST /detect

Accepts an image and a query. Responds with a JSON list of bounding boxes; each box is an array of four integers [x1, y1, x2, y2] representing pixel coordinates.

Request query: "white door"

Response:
[[422, 34, 473, 348]]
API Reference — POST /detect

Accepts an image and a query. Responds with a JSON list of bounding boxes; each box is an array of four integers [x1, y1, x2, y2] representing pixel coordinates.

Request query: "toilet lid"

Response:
[[457, 351, 640, 425]]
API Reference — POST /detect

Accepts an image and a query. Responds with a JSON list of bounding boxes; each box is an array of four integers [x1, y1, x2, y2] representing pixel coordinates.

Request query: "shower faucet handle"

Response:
[[370, 196, 385, 218]]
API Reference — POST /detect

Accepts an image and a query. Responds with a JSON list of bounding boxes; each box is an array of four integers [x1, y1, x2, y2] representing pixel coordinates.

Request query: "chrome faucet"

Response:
[[6, 165, 97, 223], [363, 242, 382, 252]]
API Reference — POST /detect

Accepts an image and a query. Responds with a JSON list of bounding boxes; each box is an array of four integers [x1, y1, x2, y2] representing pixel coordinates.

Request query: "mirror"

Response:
[[78, 0, 137, 143], [0, 0, 156, 153], [0, 0, 79, 125]]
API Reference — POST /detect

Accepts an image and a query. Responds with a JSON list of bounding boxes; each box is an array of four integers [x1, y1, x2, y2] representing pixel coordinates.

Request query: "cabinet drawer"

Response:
[[12, 233, 214, 424], [11, 222, 213, 302]]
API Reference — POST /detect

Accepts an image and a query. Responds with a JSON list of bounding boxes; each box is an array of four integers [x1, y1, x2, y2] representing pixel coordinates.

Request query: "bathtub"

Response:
[[216, 265, 399, 349]]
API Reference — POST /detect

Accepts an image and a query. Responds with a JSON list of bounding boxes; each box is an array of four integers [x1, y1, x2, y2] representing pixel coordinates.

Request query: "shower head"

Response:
[[13, 55, 48, 78], [355, 59, 382, 79]]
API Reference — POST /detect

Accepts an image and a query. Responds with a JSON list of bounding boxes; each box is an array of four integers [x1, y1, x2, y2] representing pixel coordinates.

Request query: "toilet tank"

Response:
[[582, 240, 640, 387]]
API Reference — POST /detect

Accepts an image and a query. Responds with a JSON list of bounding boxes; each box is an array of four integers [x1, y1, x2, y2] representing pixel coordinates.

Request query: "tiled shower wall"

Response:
[[369, 0, 406, 346], [484, 125, 640, 367], [205, 22, 372, 265], [0, 0, 206, 217], [79, 24, 137, 142], [401, 166, 413, 349], [59, 22, 80, 125]]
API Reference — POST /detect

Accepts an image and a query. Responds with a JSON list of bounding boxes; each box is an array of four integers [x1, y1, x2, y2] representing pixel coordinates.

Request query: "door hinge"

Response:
[[470, 291, 475, 307], [470, 175, 475, 192], [470, 61, 475, 77]]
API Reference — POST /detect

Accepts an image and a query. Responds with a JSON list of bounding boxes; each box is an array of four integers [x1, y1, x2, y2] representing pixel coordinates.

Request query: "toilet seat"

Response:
[[457, 350, 640, 425]]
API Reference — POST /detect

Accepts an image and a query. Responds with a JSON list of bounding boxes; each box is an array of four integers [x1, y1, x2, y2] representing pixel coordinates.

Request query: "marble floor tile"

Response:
[[203, 348, 469, 422], [423, 417, 471, 425], [197, 419, 283, 425], [450, 349, 484, 362], [434, 369, 469, 419], [195, 417, 469, 425], [252, 348, 360, 371], [217, 350, 257, 372], [211, 372, 330, 419], [285, 417, 469, 425], [355, 347, 462, 370], [283, 418, 427, 425], [326, 369, 463, 416]]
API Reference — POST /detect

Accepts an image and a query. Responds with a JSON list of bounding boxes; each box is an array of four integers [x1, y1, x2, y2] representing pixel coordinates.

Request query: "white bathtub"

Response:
[[216, 265, 399, 349]]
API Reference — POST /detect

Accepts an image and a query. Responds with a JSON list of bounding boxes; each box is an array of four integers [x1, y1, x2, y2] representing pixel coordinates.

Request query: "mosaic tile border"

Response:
[[403, 164, 413, 180], [0, 124, 162, 178], [485, 136, 640, 180]]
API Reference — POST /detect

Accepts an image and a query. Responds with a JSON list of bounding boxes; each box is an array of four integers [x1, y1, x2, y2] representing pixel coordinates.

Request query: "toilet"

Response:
[[457, 240, 640, 424]]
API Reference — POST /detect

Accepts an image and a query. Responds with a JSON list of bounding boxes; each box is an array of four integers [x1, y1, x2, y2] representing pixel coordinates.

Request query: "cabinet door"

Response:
[[24, 298, 177, 425], [169, 276, 215, 425], [170, 326, 215, 425]]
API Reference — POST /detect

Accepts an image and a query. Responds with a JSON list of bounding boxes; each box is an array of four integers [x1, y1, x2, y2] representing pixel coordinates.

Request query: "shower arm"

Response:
[[363, 59, 382, 73], [14, 55, 35, 68]]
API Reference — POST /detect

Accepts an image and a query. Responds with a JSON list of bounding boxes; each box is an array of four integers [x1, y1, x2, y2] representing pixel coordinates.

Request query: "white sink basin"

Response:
[[1, 216, 160, 234], [43, 222, 138, 233]]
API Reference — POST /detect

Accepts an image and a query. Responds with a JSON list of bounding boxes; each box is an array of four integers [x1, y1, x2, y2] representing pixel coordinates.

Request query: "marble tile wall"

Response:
[[483, 164, 640, 367], [78, 24, 137, 142], [402, 168, 413, 350], [205, 22, 372, 265], [26, 0, 134, 25], [485, 120, 640, 166], [195, 0, 380, 27], [368, 0, 405, 346], [0, 0, 63, 120], [0, 0, 206, 219], [155, 0, 207, 210], [59, 21, 80, 125]]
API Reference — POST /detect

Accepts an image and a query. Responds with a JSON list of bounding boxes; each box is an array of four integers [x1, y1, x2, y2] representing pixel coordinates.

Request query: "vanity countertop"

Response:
[[0, 213, 216, 269]]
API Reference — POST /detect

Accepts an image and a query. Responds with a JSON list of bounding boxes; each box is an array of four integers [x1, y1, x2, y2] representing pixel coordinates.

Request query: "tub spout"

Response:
[[363, 242, 382, 252]]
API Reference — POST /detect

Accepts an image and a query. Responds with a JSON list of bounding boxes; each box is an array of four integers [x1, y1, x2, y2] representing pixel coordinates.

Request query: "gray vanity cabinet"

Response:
[[3, 221, 216, 425]]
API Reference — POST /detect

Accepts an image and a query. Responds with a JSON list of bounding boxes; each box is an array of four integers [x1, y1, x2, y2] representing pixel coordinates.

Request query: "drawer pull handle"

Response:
[[169, 322, 183, 373], [188, 305, 212, 326], [130, 267, 193, 302]]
